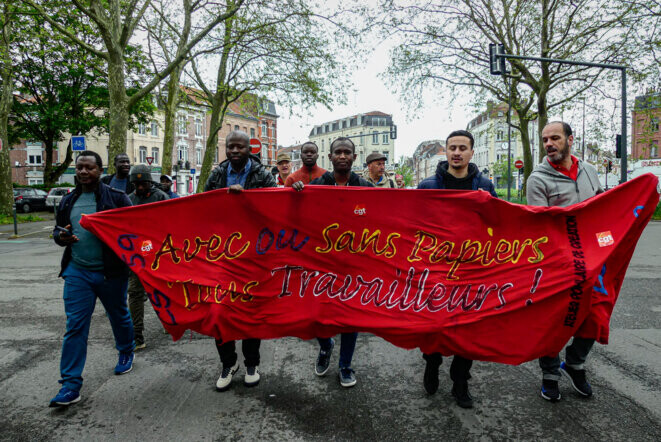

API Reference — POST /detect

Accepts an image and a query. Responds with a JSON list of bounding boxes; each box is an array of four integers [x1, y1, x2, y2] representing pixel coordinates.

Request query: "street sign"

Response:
[[71, 136, 86, 151], [190, 168, 196, 175], [249, 138, 262, 155], [146, 156, 154, 165], [514, 160, 524, 169]]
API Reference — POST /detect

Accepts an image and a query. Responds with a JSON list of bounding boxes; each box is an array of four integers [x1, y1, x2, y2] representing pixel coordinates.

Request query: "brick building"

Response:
[[631, 92, 660, 160]]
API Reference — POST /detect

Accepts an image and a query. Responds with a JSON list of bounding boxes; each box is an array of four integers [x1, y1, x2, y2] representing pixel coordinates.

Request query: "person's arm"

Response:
[[525, 175, 549, 206]]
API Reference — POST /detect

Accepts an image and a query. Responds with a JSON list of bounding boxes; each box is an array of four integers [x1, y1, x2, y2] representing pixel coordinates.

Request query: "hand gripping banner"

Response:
[[80, 174, 659, 364]]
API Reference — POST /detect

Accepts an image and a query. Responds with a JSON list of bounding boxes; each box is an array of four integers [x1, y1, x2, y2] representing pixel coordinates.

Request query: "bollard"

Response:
[[12, 206, 18, 236]]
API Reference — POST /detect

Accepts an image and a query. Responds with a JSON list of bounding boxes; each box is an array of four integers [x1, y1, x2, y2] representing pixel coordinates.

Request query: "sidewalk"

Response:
[[0, 215, 55, 239]]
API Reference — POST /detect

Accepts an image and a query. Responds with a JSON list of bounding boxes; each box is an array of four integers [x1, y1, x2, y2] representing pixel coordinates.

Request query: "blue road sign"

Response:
[[190, 168, 196, 175], [71, 136, 86, 151]]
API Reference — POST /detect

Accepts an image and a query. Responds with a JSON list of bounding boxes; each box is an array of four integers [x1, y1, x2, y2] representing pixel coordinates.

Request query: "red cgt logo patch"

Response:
[[353, 205, 366, 216], [596, 231, 614, 247], [141, 240, 153, 254]]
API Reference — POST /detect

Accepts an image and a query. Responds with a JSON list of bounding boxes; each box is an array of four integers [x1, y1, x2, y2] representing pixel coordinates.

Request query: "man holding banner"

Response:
[[204, 130, 276, 392], [417, 130, 497, 409], [527, 121, 603, 402], [293, 137, 373, 388]]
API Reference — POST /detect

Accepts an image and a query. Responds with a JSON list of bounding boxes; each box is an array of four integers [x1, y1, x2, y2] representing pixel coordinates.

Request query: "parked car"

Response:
[[13, 188, 48, 213], [46, 187, 73, 212]]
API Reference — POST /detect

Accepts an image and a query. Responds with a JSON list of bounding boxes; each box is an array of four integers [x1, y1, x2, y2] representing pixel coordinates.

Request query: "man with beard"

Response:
[[101, 153, 134, 194], [291, 137, 372, 388], [127, 165, 169, 350], [527, 121, 602, 402], [204, 130, 276, 392], [418, 129, 497, 409], [285, 142, 326, 186]]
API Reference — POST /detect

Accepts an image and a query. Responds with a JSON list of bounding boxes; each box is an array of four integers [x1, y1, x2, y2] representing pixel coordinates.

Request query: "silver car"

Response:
[[46, 187, 73, 212]]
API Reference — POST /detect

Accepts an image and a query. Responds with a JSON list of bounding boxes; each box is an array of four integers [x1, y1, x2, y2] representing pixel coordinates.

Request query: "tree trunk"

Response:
[[0, 2, 15, 216], [42, 137, 56, 186], [518, 117, 533, 197], [107, 49, 129, 174], [161, 65, 183, 176], [537, 90, 549, 163], [198, 102, 227, 191]]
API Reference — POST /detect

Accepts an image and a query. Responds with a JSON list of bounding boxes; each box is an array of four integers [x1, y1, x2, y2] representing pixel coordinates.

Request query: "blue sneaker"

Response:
[[560, 362, 593, 397], [339, 367, 356, 388], [49, 387, 81, 407], [115, 352, 134, 375]]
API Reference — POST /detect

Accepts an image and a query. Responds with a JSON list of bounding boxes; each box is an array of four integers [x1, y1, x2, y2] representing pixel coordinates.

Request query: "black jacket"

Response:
[[204, 155, 276, 191], [418, 162, 498, 197], [100, 173, 135, 195], [54, 182, 132, 279], [310, 171, 375, 187]]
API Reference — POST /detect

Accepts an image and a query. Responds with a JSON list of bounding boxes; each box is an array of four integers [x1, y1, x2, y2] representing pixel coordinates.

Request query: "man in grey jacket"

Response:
[[526, 121, 603, 403]]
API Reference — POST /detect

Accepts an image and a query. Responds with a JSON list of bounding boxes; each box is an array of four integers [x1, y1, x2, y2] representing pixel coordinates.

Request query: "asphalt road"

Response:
[[0, 223, 659, 441]]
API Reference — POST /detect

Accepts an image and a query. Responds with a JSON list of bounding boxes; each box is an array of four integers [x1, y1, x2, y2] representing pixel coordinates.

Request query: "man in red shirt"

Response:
[[285, 142, 326, 187]]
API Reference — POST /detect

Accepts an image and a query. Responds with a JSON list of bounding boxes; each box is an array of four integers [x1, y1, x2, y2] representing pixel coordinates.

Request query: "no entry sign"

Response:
[[514, 160, 524, 169], [249, 138, 262, 155]]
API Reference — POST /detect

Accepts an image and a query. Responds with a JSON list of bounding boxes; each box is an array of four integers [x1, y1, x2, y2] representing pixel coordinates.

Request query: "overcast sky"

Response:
[[276, 40, 473, 160]]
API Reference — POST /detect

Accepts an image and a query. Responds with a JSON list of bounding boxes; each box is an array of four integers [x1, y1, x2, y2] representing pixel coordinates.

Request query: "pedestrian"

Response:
[[364, 151, 395, 188], [100, 153, 134, 194], [127, 165, 169, 350], [204, 130, 276, 392], [160, 174, 180, 198], [275, 152, 292, 187], [292, 137, 373, 388], [418, 129, 498, 409], [284, 142, 326, 186], [526, 121, 603, 402], [49, 151, 135, 407], [395, 174, 405, 188]]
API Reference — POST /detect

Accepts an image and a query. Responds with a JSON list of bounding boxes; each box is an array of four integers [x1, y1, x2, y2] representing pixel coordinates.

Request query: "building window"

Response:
[[496, 129, 504, 141], [261, 122, 267, 137], [138, 123, 146, 135], [262, 144, 267, 159], [139, 146, 147, 163], [177, 115, 187, 135], [151, 147, 159, 164], [382, 151, 389, 161], [234, 124, 239, 131], [272, 125, 276, 140], [651, 118, 660, 132], [27, 145, 42, 165], [652, 141, 659, 158], [151, 121, 158, 136], [195, 119, 203, 137], [372, 131, 378, 144], [28, 178, 44, 185], [250, 128, 255, 138], [178, 144, 188, 162], [196, 145, 203, 165], [382, 133, 389, 144]]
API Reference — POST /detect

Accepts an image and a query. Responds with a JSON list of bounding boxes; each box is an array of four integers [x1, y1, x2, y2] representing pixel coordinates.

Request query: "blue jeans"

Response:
[[539, 337, 595, 381], [59, 264, 134, 391], [318, 333, 358, 369]]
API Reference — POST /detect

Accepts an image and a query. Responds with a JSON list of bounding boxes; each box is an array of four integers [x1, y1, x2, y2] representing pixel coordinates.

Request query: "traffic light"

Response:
[[390, 124, 397, 140], [607, 160, 613, 173], [489, 43, 508, 75], [615, 134, 622, 159]]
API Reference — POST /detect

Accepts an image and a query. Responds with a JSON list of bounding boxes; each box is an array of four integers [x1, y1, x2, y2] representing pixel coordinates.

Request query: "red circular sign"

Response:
[[249, 138, 262, 155], [514, 160, 524, 169]]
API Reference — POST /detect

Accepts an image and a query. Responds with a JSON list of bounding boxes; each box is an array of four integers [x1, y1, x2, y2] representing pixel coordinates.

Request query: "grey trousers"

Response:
[[128, 272, 147, 346], [539, 337, 595, 381]]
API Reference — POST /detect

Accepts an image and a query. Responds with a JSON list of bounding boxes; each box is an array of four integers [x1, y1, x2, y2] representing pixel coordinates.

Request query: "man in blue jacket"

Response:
[[49, 151, 135, 407], [418, 130, 497, 409]]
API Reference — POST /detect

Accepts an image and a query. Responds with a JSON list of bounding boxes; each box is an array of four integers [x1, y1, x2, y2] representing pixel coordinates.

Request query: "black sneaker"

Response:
[[560, 362, 593, 397], [315, 338, 335, 377], [540, 379, 561, 402], [423, 359, 441, 395], [451, 382, 473, 408]]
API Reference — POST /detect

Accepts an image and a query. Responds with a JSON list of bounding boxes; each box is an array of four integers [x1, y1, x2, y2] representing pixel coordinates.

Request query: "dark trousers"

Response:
[[539, 337, 595, 380], [215, 339, 261, 368], [127, 272, 147, 345], [423, 352, 473, 383], [318, 332, 358, 369]]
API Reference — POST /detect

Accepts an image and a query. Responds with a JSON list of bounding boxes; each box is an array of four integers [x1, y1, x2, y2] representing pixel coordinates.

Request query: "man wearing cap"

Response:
[[275, 152, 292, 187], [127, 165, 169, 350], [365, 151, 395, 188], [160, 175, 179, 198], [285, 142, 326, 187]]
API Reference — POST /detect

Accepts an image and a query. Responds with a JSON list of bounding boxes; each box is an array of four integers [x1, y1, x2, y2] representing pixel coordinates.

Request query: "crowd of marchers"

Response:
[[48, 121, 601, 410]]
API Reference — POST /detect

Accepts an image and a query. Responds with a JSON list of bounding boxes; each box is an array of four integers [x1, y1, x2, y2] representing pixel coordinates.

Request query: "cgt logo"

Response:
[[141, 240, 153, 254], [596, 231, 614, 247], [353, 205, 366, 216]]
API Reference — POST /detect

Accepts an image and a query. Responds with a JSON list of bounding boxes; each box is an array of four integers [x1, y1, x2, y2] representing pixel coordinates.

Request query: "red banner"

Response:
[[80, 174, 659, 364]]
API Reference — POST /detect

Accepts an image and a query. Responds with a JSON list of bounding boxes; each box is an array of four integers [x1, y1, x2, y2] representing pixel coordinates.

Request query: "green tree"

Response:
[[492, 157, 518, 190], [395, 161, 414, 187]]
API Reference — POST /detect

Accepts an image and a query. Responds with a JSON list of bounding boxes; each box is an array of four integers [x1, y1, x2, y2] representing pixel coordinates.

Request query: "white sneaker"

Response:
[[216, 362, 239, 392], [244, 366, 260, 387]]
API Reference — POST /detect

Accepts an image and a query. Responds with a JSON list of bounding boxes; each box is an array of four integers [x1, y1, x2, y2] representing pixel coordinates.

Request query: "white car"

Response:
[[46, 187, 73, 211]]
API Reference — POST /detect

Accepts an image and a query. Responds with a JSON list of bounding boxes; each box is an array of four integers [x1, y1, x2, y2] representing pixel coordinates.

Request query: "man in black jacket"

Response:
[[418, 130, 497, 409], [100, 153, 134, 194], [292, 137, 373, 388], [204, 130, 276, 392], [49, 151, 135, 408]]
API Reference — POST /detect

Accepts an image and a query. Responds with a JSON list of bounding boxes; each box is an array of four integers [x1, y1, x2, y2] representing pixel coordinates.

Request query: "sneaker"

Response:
[[134, 342, 146, 351], [315, 338, 335, 376], [115, 352, 134, 375], [423, 359, 441, 395], [339, 367, 356, 388], [451, 382, 473, 408], [216, 362, 239, 391], [49, 387, 81, 407], [540, 379, 561, 402], [560, 362, 593, 397], [244, 366, 260, 387]]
